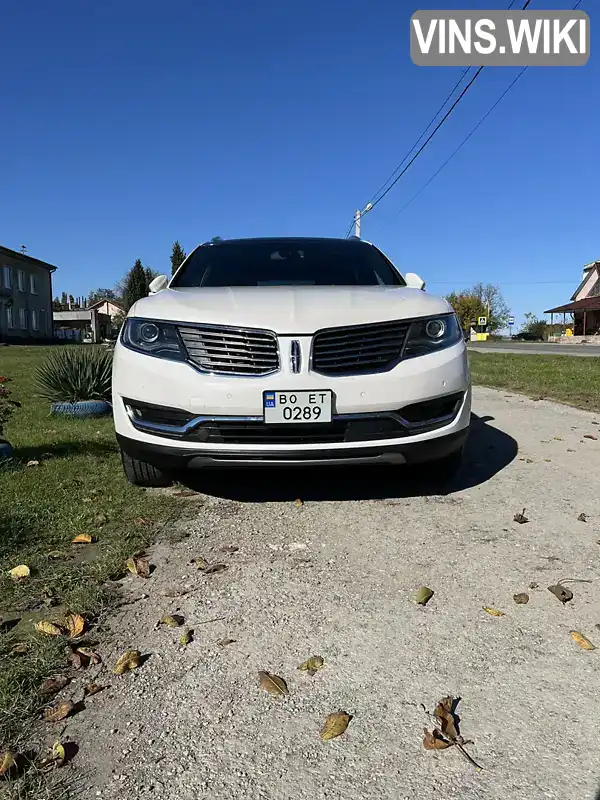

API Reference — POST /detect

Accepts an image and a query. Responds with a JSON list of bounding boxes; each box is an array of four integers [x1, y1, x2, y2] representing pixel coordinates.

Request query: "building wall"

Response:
[[0, 252, 54, 341]]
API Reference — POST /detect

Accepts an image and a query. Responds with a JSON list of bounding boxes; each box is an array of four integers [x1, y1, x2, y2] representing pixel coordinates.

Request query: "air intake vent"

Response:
[[178, 324, 279, 376]]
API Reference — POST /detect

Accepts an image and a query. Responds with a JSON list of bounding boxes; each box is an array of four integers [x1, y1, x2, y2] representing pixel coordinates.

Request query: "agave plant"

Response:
[[36, 347, 113, 403]]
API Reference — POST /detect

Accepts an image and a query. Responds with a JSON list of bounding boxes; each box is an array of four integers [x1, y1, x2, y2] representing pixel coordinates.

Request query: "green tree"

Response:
[[445, 292, 486, 334], [145, 266, 159, 286], [122, 259, 149, 312], [519, 312, 547, 341], [52, 296, 64, 311], [88, 288, 118, 306], [60, 291, 68, 308], [170, 241, 186, 276], [446, 283, 509, 333], [211, 236, 223, 243]]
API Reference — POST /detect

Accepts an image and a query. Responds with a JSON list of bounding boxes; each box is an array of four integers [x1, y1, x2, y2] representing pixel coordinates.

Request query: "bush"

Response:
[[0, 376, 20, 439], [35, 347, 113, 403]]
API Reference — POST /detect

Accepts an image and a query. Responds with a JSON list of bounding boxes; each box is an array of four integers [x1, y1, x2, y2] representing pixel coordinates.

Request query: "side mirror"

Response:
[[149, 275, 169, 294], [404, 272, 426, 291]]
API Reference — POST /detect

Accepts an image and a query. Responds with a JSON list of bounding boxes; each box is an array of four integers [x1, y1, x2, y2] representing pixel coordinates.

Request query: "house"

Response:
[[0, 245, 56, 342], [53, 309, 112, 343], [545, 260, 600, 340], [87, 298, 124, 321]]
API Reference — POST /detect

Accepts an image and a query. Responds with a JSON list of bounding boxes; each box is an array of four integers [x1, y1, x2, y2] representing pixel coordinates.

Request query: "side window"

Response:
[[31, 309, 39, 331], [6, 305, 13, 328], [2, 265, 11, 289], [17, 270, 25, 292], [29, 274, 37, 294], [19, 308, 27, 328]]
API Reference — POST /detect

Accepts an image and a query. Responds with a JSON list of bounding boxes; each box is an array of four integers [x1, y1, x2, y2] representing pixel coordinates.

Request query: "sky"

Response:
[[1, 0, 597, 328]]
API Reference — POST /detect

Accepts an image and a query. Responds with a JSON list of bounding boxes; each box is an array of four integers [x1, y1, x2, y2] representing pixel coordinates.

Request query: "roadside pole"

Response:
[[508, 314, 515, 338]]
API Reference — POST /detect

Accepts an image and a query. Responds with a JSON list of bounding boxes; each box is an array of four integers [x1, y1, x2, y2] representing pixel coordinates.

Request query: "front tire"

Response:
[[120, 449, 173, 488]]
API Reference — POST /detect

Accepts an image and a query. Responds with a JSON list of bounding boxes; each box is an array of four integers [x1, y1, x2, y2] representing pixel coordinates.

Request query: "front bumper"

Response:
[[112, 338, 471, 467]]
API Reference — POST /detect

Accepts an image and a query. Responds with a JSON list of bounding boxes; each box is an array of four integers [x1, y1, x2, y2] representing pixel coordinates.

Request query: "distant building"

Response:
[[53, 309, 112, 343], [87, 298, 124, 320], [545, 260, 600, 339], [0, 245, 56, 342]]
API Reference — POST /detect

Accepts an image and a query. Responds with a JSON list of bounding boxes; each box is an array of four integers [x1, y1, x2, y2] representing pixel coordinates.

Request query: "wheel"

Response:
[[120, 448, 173, 488]]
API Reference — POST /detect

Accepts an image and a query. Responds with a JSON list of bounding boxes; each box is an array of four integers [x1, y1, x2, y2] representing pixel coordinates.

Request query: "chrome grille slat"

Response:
[[178, 325, 279, 376], [312, 320, 409, 376]]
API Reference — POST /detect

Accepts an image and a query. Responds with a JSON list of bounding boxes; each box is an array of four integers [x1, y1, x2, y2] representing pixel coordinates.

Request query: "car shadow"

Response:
[[178, 413, 518, 502]]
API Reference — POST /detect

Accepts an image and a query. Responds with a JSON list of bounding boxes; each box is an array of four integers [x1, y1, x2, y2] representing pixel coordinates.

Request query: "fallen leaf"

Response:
[[0, 751, 16, 777], [295, 499, 304, 507], [297, 655, 324, 676], [52, 742, 66, 765], [483, 607, 505, 617], [113, 650, 142, 674], [423, 727, 452, 750], [513, 509, 529, 524], [513, 593, 529, 605], [64, 613, 85, 638], [220, 545, 239, 554], [203, 563, 228, 575], [72, 534, 95, 544], [584, 434, 598, 441], [179, 629, 194, 646], [42, 700, 76, 723], [571, 631, 595, 650], [126, 557, 150, 578], [159, 614, 184, 628], [35, 621, 64, 637], [433, 697, 459, 740], [258, 671, 289, 697], [192, 557, 210, 570], [11, 642, 28, 656], [47, 550, 70, 561], [41, 676, 70, 695], [554, 437, 564, 441], [83, 683, 105, 697], [578, 513, 588, 523], [217, 637, 236, 647], [8, 564, 30, 581], [320, 711, 351, 741], [548, 584, 573, 604], [413, 586, 434, 606], [76, 647, 101, 665]]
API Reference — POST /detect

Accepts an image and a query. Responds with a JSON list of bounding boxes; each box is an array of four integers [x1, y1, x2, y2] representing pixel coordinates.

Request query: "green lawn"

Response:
[[0, 346, 178, 787], [469, 351, 600, 412]]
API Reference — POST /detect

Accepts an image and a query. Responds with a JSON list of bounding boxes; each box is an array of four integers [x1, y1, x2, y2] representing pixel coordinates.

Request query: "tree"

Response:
[[170, 241, 186, 276], [446, 283, 509, 333], [145, 266, 159, 286], [519, 312, 547, 341], [52, 296, 64, 311], [445, 292, 487, 335], [88, 288, 118, 306], [122, 259, 149, 312], [60, 291, 68, 308], [211, 236, 223, 243]]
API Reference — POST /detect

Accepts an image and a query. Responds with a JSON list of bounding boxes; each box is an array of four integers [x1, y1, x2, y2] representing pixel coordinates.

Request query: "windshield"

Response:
[[171, 239, 404, 288]]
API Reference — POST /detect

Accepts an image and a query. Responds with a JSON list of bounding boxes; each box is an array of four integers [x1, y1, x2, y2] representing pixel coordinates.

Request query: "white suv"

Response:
[[112, 237, 471, 487]]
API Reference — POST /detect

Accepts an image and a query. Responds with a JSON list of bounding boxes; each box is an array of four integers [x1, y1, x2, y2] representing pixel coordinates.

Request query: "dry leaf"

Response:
[[220, 545, 239, 554], [64, 613, 85, 638], [413, 586, 434, 606], [297, 655, 324, 676], [483, 607, 505, 617], [423, 727, 452, 750], [203, 563, 228, 575], [77, 647, 101, 665], [179, 629, 194, 646], [513, 509, 529, 524], [72, 534, 95, 544], [217, 638, 236, 647], [513, 593, 529, 605], [42, 700, 76, 723], [8, 564, 30, 580], [35, 621, 64, 637], [84, 683, 104, 697], [295, 499, 304, 507], [0, 751, 16, 777], [258, 671, 289, 697], [159, 614, 184, 628], [192, 557, 210, 570], [41, 676, 69, 695], [578, 513, 588, 523], [548, 584, 573, 604], [584, 434, 598, 440], [11, 642, 28, 656], [113, 650, 142, 674], [126, 557, 150, 578], [571, 631, 595, 650], [320, 711, 351, 741], [434, 697, 459, 740]]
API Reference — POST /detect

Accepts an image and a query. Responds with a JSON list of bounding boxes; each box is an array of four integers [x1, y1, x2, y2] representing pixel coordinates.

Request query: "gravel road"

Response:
[[58, 387, 600, 800]]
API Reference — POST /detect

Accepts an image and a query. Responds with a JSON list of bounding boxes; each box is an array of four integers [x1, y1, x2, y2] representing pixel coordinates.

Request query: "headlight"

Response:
[[121, 318, 186, 361], [403, 313, 462, 359]]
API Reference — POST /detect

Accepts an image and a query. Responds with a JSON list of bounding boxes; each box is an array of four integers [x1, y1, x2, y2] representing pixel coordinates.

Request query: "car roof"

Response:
[[201, 236, 371, 246]]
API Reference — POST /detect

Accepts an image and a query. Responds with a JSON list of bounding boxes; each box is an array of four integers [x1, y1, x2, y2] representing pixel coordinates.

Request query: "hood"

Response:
[[129, 286, 451, 333]]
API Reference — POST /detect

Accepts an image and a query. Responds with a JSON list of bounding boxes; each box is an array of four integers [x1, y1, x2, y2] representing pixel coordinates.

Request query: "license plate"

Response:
[[263, 390, 332, 424]]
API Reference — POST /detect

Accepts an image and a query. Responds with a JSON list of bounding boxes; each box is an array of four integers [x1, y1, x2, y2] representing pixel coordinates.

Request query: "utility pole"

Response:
[[353, 203, 373, 239]]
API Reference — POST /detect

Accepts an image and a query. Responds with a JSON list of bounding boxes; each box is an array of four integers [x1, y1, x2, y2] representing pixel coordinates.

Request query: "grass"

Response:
[[0, 346, 179, 777], [469, 351, 600, 412]]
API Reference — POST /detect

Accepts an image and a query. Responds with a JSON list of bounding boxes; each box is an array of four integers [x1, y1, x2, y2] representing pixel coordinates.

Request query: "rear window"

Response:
[[171, 239, 404, 288]]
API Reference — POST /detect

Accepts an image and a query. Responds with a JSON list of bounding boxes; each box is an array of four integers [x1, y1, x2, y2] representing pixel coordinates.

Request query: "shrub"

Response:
[[0, 376, 20, 439], [35, 347, 113, 403]]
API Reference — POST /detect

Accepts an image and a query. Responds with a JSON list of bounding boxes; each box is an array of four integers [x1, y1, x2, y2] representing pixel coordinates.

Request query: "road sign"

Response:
[[478, 316, 487, 326], [508, 316, 515, 325]]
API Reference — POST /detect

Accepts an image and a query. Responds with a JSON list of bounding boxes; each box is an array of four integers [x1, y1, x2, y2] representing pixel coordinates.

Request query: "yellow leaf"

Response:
[[320, 711, 352, 741], [571, 631, 596, 651], [483, 607, 505, 617], [297, 655, 324, 676], [113, 650, 142, 675], [258, 671, 289, 697], [159, 614, 184, 628], [72, 534, 95, 544], [413, 586, 434, 606], [64, 613, 85, 638], [126, 556, 150, 578], [52, 742, 65, 762], [42, 700, 76, 723], [179, 629, 193, 646], [0, 751, 16, 777], [8, 564, 30, 580], [35, 621, 64, 637], [295, 499, 304, 507]]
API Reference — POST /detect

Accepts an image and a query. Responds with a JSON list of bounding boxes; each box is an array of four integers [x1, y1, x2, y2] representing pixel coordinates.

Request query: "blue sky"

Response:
[[1, 0, 597, 327]]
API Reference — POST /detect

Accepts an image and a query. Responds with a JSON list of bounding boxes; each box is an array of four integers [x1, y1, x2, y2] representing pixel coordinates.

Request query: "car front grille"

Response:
[[311, 319, 410, 376], [177, 324, 279, 376]]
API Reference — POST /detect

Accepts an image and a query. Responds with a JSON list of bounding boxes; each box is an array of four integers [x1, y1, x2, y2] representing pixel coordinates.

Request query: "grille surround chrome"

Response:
[[177, 323, 280, 377], [311, 319, 410, 376]]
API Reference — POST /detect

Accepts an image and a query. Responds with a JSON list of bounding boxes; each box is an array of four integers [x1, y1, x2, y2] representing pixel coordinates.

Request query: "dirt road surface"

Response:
[[59, 387, 600, 800]]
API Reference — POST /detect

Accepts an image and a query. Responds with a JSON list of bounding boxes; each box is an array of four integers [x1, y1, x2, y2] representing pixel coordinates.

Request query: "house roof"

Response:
[[570, 261, 600, 301], [88, 298, 123, 310], [545, 296, 600, 314], [0, 245, 58, 273]]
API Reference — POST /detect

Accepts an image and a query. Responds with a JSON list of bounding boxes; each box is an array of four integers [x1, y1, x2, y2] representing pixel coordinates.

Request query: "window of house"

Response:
[[6, 305, 14, 328], [31, 309, 38, 331], [17, 270, 25, 291], [29, 273, 37, 294], [19, 308, 27, 328], [2, 266, 11, 289]]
